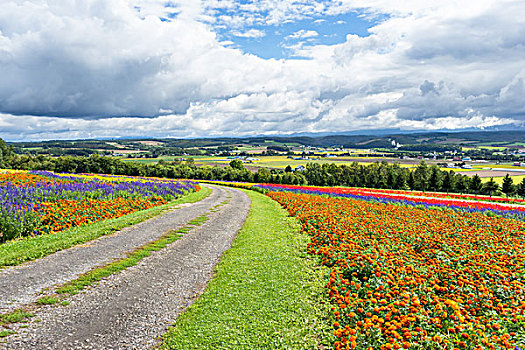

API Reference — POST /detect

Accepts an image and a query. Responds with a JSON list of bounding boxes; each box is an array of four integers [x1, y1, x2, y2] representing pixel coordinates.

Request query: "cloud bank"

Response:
[[0, 0, 524, 140]]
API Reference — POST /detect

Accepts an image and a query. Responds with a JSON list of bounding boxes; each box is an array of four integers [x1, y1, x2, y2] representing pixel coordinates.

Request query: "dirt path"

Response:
[[0, 185, 231, 313], [1, 185, 251, 349]]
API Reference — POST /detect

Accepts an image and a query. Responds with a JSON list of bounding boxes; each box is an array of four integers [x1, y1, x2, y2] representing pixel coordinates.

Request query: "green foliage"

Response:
[[0, 210, 41, 243], [254, 168, 272, 183], [413, 161, 430, 191], [305, 163, 325, 185], [502, 174, 515, 197], [482, 177, 500, 196], [517, 178, 525, 198], [0, 138, 14, 168], [441, 171, 455, 193], [229, 159, 245, 170], [455, 174, 469, 193], [397, 143, 461, 152], [469, 174, 483, 194], [428, 165, 443, 191]]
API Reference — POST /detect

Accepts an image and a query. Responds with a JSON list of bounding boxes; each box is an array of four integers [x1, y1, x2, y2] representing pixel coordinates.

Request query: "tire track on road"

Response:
[[0, 185, 224, 313], [1, 186, 251, 350]]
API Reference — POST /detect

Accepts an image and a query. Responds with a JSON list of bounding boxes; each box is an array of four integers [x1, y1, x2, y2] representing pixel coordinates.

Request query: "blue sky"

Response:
[[213, 12, 381, 59]]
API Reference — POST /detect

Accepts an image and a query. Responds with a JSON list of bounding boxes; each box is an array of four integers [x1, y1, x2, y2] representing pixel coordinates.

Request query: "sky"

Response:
[[0, 0, 524, 141]]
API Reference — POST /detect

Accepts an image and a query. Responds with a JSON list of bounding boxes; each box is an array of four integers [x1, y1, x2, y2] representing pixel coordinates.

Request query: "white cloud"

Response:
[[0, 0, 276, 119], [287, 30, 319, 40], [203, 0, 330, 27], [231, 28, 266, 38], [1, 0, 525, 140], [218, 40, 235, 46]]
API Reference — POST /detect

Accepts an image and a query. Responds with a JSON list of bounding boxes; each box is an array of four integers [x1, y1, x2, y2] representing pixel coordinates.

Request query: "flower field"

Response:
[[0, 171, 199, 242], [202, 181, 525, 348], [268, 190, 525, 349], [200, 181, 525, 220], [363, 189, 525, 205], [253, 184, 525, 220]]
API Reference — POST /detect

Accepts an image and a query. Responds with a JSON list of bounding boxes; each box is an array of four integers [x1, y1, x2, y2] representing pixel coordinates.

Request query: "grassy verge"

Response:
[[0, 187, 211, 268], [159, 189, 331, 349]]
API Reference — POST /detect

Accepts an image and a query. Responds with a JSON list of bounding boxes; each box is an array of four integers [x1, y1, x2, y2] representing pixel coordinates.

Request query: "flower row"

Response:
[[253, 184, 525, 220]]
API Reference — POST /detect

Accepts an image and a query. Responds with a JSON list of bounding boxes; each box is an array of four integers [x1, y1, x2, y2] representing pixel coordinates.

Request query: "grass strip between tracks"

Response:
[[159, 189, 332, 350], [0, 204, 214, 332], [54, 226, 190, 295], [0, 187, 211, 268]]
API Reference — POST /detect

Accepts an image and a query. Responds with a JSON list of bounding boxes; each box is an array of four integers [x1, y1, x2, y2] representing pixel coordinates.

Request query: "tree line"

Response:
[[302, 161, 524, 197], [2, 146, 525, 197]]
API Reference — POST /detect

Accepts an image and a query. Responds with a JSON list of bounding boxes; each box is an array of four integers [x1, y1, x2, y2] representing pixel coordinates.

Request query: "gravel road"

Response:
[[0, 185, 229, 313], [1, 185, 250, 349]]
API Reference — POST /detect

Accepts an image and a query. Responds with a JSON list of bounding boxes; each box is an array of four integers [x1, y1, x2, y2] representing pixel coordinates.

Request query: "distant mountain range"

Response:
[[9, 129, 525, 149]]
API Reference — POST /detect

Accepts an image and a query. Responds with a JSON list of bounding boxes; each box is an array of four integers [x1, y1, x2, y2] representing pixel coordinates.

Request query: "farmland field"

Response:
[[482, 175, 525, 185], [124, 155, 418, 169], [247, 157, 415, 169], [120, 152, 525, 185]]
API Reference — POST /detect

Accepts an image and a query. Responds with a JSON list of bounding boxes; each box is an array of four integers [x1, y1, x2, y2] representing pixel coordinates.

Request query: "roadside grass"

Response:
[[0, 187, 211, 268], [210, 201, 229, 212], [159, 189, 331, 350]]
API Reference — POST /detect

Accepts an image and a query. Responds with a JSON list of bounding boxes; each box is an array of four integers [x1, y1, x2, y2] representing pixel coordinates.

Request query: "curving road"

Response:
[[1, 185, 251, 349]]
